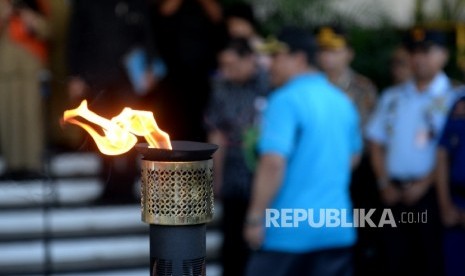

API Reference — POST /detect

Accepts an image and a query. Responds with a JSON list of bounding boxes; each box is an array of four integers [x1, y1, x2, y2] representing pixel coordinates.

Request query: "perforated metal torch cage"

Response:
[[140, 159, 214, 225], [140, 159, 214, 276]]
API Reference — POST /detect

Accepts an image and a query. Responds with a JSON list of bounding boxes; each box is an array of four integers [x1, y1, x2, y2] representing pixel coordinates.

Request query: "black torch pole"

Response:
[[150, 225, 206, 275]]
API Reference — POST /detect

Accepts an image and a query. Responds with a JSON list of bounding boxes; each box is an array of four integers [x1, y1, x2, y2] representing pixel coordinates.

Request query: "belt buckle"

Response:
[[392, 179, 413, 190]]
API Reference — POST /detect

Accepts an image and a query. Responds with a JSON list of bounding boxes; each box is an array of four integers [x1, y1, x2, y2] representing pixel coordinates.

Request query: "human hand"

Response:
[[159, 0, 183, 16], [402, 179, 430, 206], [440, 202, 461, 227], [197, 0, 222, 23], [68, 77, 88, 102], [142, 70, 157, 93], [19, 8, 41, 31], [380, 184, 402, 206], [244, 214, 264, 251]]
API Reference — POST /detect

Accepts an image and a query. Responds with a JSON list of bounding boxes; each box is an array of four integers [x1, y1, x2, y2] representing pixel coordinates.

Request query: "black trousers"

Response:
[[221, 197, 250, 276], [350, 153, 385, 276], [245, 247, 353, 276], [382, 188, 444, 276]]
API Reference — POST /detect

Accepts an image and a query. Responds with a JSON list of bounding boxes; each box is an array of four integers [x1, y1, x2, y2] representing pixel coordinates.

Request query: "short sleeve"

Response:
[[258, 92, 298, 158], [365, 91, 392, 144], [349, 103, 363, 155], [438, 119, 452, 150], [438, 95, 465, 150]]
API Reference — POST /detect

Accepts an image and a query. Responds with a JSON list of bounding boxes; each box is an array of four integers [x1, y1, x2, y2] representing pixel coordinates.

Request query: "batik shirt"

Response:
[[205, 68, 269, 199]]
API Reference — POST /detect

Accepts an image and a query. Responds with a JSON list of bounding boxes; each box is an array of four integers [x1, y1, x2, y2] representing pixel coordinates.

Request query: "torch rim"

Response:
[[136, 141, 218, 161]]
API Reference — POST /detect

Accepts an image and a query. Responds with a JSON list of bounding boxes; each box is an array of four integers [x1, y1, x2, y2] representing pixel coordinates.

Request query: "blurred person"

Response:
[[315, 24, 380, 275], [244, 26, 362, 276], [436, 93, 465, 276], [67, 0, 156, 104], [149, 0, 225, 141], [205, 38, 270, 276], [46, 0, 82, 152], [390, 46, 412, 85], [224, 2, 258, 41], [366, 27, 457, 276], [67, 0, 155, 204], [315, 25, 377, 128], [223, 2, 269, 69], [0, 0, 50, 180]]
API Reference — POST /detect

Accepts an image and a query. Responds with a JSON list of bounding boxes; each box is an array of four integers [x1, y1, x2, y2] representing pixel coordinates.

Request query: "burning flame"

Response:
[[63, 100, 172, 155]]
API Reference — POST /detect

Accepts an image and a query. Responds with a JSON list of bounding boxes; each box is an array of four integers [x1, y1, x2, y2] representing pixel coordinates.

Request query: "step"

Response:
[[0, 205, 144, 241], [0, 231, 222, 274], [0, 179, 103, 208], [0, 202, 223, 240], [50, 263, 222, 276], [49, 153, 101, 177], [0, 153, 101, 177], [0, 236, 147, 274]]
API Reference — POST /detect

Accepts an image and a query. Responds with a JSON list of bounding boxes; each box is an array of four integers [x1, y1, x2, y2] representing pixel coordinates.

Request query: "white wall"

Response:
[[254, 0, 459, 28]]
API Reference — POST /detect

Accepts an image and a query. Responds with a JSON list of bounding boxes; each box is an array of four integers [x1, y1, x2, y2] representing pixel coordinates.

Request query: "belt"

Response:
[[390, 178, 420, 190]]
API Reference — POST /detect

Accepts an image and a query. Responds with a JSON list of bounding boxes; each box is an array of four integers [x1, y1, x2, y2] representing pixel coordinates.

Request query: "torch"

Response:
[[137, 141, 217, 275], [63, 101, 218, 276]]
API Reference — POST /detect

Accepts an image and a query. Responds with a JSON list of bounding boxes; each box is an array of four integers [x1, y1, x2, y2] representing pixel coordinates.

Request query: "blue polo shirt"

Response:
[[366, 72, 455, 180], [259, 72, 362, 253]]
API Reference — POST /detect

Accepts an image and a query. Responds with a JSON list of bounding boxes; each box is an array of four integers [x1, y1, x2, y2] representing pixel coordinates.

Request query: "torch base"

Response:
[[150, 224, 206, 276]]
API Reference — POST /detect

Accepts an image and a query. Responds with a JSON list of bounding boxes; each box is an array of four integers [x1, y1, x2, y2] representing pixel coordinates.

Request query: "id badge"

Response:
[[415, 129, 429, 149]]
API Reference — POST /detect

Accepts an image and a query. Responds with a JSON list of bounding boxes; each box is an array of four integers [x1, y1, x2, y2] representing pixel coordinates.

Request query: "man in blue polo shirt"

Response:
[[244, 26, 362, 276]]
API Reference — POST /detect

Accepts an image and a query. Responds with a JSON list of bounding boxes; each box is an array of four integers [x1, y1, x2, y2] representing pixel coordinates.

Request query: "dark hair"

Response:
[[224, 3, 258, 30], [221, 38, 254, 57], [278, 26, 317, 66]]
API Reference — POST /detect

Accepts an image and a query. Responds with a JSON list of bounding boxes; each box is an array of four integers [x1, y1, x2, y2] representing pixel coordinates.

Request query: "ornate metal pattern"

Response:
[[141, 160, 214, 225]]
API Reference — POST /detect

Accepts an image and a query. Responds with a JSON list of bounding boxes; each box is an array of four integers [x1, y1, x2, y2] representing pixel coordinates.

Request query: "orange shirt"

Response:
[[7, 0, 49, 64]]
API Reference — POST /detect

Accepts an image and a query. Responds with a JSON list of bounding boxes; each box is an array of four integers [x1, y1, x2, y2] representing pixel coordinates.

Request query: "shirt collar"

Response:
[[406, 72, 451, 97], [288, 70, 324, 84], [333, 69, 354, 91]]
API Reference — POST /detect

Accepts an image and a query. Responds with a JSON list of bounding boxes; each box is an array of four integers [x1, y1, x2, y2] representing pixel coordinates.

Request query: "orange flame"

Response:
[[63, 100, 172, 155]]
